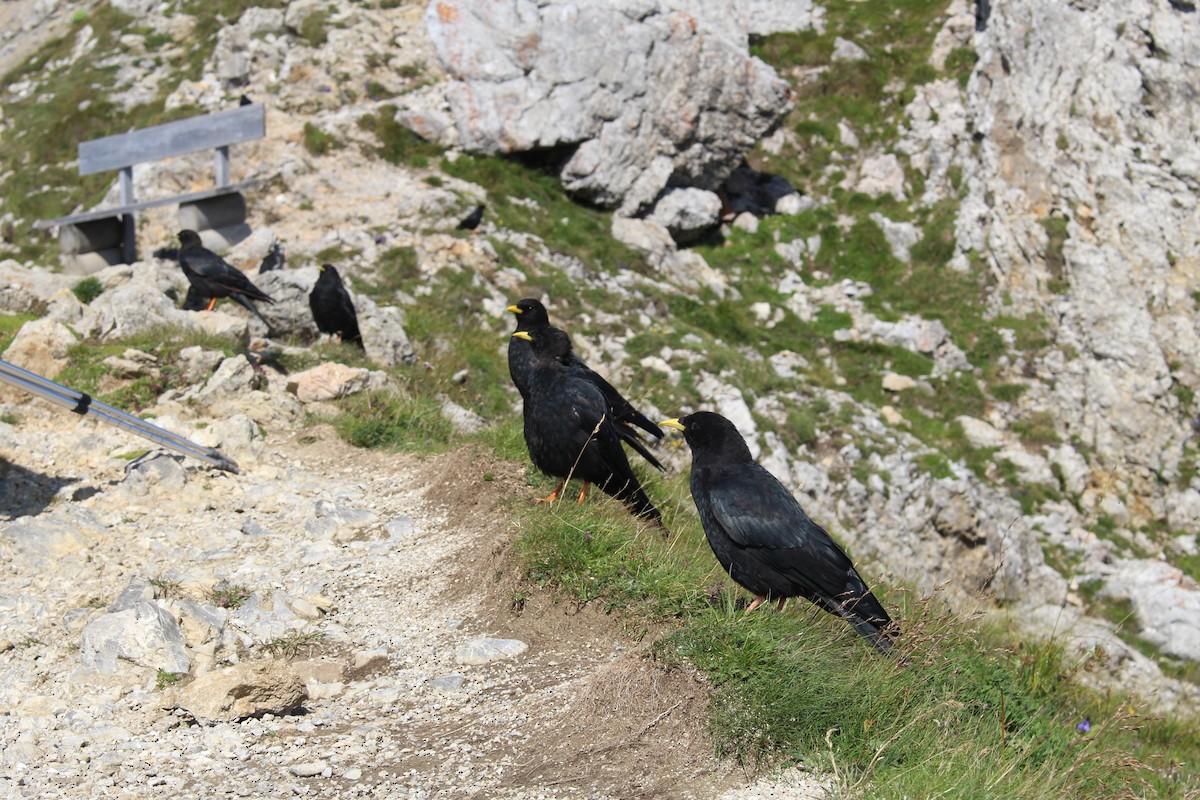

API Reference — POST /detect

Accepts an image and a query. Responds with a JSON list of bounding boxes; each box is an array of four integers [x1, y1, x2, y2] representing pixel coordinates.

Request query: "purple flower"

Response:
[[1077, 718, 1091, 733]]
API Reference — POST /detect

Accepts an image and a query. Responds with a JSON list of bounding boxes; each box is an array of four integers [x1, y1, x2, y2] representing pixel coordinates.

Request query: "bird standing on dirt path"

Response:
[[456, 203, 485, 232], [309, 264, 364, 349], [176, 230, 275, 334], [514, 328, 663, 526], [662, 411, 895, 653], [506, 298, 664, 472]]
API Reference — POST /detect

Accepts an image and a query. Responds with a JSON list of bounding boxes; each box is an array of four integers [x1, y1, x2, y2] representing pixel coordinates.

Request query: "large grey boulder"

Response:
[[426, 0, 793, 214]]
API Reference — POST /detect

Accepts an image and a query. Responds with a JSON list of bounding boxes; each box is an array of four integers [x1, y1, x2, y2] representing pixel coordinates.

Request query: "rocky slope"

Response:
[[1, 0, 1198, 769]]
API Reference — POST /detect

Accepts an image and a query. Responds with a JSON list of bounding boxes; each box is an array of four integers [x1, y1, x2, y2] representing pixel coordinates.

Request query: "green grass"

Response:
[[55, 326, 240, 412], [303, 122, 340, 156], [0, 312, 40, 351], [502, 492, 1199, 798], [208, 582, 252, 609], [332, 387, 456, 452], [359, 104, 445, 168], [71, 277, 104, 305], [441, 152, 651, 274]]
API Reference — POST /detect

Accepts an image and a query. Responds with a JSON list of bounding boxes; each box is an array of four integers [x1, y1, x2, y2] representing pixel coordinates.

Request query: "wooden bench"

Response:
[[34, 103, 266, 265]]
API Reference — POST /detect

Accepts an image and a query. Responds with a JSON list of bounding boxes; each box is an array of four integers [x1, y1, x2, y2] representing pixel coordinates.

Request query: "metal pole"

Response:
[[0, 360, 239, 473]]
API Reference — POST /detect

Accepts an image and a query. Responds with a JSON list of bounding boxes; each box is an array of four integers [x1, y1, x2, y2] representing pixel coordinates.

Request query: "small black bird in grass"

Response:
[[309, 264, 363, 349], [176, 229, 275, 334], [662, 412, 896, 654], [258, 240, 285, 273], [507, 298, 664, 472], [456, 203, 485, 232], [513, 328, 662, 525]]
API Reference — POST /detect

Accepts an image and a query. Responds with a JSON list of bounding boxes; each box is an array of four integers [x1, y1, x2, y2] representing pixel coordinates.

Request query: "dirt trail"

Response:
[[0, 399, 827, 798]]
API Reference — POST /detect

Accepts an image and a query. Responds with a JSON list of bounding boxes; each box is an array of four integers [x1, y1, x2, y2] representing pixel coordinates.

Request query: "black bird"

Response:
[[506, 298, 664, 472], [258, 240, 285, 273], [514, 328, 662, 525], [309, 264, 364, 349], [181, 284, 212, 311], [153, 246, 211, 310], [176, 229, 275, 334], [662, 412, 896, 654], [456, 203, 485, 231]]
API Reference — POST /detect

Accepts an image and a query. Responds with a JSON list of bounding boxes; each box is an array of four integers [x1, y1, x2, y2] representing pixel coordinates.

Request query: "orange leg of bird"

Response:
[[535, 481, 565, 504], [745, 596, 767, 613], [776, 597, 788, 611], [205, 297, 217, 312], [576, 482, 590, 504]]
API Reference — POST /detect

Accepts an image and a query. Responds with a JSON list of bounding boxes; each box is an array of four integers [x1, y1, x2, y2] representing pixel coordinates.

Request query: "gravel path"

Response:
[[0, 393, 829, 799]]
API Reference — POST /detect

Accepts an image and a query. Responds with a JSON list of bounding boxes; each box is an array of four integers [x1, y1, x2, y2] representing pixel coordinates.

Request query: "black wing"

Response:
[[699, 462, 893, 650], [181, 249, 274, 303], [570, 354, 664, 440]]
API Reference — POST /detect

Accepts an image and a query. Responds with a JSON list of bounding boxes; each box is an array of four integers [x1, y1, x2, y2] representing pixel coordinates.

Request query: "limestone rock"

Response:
[[455, 637, 527, 665], [287, 362, 386, 403], [427, 0, 793, 213], [850, 154, 906, 200], [80, 602, 190, 676], [2, 318, 77, 378], [956, 416, 1006, 449], [647, 188, 722, 244], [1100, 559, 1200, 663], [179, 659, 307, 723], [359, 302, 416, 367], [868, 212, 923, 263], [831, 36, 867, 62]]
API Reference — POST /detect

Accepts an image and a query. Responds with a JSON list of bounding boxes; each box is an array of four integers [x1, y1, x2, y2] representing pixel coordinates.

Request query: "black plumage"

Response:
[[663, 411, 895, 653], [515, 328, 662, 525], [258, 241, 285, 273], [309, 264, 363, 349], [506, 298, 664, 472], [176, 230, 275, 334], [181, 284, 211, 311], [456, 203, 485, 231]]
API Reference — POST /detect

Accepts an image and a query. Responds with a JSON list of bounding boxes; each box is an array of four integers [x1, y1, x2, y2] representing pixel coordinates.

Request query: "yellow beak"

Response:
[[660, 418, 685, 432], [511, 331, 533, 341], [506, 304, 522, 314]]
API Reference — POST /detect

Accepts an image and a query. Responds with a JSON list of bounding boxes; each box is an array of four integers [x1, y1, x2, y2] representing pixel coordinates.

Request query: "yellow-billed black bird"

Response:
[[309, 264, 363, 349], [514, 328, 662, 525], [176, 229, 275, 334], [663, 412, 895, 653], [507, 298, 663, 472]]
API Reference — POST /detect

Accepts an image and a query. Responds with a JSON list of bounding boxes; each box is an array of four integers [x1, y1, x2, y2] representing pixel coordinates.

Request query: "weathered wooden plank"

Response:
[[32, 180, 261, 229], [78, 104, 265, 175]]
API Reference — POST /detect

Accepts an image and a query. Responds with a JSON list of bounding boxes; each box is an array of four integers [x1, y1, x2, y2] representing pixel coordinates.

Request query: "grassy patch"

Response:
[[358, 104, 444, 168], [71, 277, 104, 305], [441, 153, 651, 274], [55, 326, 240, 412], [332, 387, 455, 452], [303, 122, 340, 156], [506, 489, 1200, 797], [208, 582, 252, 609], [0, 312, 40, 351]]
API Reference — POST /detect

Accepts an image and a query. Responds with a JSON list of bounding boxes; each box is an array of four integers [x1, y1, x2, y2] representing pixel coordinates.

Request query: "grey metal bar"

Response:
[[0, 359, 239, 474], [33, 180, 260, 229], [215, 145, 230, 186]]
